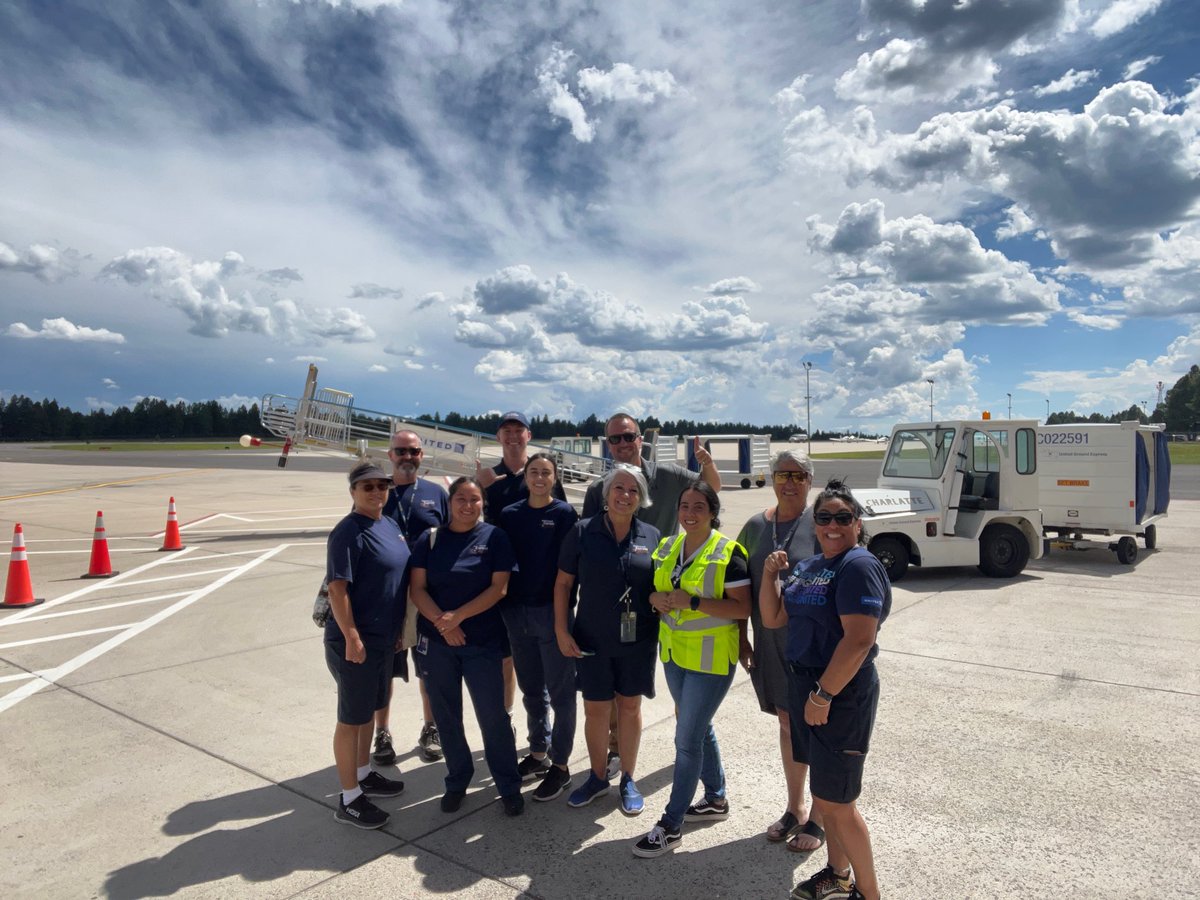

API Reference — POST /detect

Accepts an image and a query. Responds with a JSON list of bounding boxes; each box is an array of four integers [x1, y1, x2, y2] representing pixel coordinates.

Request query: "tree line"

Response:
[[1047, 365, 1199, 433], [3, 364, 1196, 442], [0, 396, 262, 441]]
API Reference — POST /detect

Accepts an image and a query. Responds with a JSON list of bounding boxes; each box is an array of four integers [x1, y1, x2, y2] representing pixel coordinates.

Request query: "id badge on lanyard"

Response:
[[617, 586, 638, 643]]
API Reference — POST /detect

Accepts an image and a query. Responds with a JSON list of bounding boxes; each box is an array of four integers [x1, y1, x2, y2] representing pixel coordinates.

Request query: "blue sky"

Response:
[[1, 0, 1198, 431]]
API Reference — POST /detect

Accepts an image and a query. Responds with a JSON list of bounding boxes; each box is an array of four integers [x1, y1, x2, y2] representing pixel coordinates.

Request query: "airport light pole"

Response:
[[1046, 398, 1050, 422], [926, 378, 935, 422], [1007, 392, 1012, 419], [803, 361, 813, 453]]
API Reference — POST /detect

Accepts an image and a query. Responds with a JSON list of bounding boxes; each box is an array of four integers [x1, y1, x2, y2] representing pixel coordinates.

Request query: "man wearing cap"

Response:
[[474, 411, 567, 718], [475, 411, 566, 525]]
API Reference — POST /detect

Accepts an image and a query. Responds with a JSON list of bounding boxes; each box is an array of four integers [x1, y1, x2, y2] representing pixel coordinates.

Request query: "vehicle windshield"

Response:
[[882, 428, 956, 479]]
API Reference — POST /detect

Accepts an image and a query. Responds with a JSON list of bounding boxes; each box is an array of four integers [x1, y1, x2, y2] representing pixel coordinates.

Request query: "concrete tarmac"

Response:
[[0, 452, 1196, 899]]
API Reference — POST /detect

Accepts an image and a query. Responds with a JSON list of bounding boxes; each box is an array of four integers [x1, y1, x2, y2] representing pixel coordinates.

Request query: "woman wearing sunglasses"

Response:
[[736, 449, 825, 852], [759, 479, 891, 900], [324, 459, 411, 830]]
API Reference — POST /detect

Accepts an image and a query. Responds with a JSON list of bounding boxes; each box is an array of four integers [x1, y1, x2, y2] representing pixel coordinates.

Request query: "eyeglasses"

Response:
[[772, 471, 810, 484], [390, 447, 421, 457], [607, 433, 640, 444], [814, 511, 856, 526], [356, 480, 392, 492]]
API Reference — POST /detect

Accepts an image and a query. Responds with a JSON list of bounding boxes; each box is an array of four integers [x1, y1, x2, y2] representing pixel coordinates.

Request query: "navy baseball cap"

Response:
[[499, 411, 530, 429]]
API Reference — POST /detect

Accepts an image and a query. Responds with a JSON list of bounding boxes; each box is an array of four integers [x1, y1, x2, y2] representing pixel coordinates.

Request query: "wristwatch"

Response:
[[813, 682, 834, 702], [690, 595, 701, 611]]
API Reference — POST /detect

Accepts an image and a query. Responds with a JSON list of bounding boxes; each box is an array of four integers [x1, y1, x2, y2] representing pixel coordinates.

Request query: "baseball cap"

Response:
[[499, 411, 530, 429]]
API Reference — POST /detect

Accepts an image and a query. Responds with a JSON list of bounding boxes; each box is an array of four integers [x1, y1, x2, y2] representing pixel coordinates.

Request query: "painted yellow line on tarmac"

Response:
[[0, 469, 214, 502]]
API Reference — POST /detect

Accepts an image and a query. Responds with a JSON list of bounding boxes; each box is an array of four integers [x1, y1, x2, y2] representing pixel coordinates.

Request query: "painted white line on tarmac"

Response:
[[27, 548, 170, 555], [114, 565, 244, 587], [13, 592, 192, 623], [0, 624, 132, 651], [0, 547, 196, 628], [0, 672, 38, 684], [0, 545, 287, 715], [178, 526, 333, 536]]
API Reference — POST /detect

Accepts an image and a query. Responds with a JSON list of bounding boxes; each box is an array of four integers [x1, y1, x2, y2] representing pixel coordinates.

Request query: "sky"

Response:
[[2, 0, 1199, 433]]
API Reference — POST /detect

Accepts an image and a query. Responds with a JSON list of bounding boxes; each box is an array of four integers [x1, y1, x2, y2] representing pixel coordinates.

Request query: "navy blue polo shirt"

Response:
[[325, 512, 411, 650], [498, 498, 578, 606], [383, 478, 448, 544], [484, 460, 568, 524], [782, 546, 891, 668], [410, 522, 515, 651], [558, 514, 661, 656]]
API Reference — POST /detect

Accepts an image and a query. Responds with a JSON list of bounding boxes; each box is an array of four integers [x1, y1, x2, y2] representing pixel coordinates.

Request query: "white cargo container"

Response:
[[1038, 421, 1171, 564]]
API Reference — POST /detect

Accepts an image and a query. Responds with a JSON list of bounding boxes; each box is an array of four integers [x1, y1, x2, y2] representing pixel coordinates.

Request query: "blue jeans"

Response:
[[662, 659, 735, 829], [501, 604, 577, 766], [416, 638, 521, 797]]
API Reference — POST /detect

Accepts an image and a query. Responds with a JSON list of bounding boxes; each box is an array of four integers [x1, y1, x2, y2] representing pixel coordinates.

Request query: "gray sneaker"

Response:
[[418, 722, 443, 761], [605, 751, 621, 780]]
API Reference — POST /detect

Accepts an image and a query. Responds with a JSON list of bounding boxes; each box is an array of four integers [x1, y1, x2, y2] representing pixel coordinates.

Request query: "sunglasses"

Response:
[[772, 471, 810, 484], [357, 480, 392, 492], [390, 447, 421, 457], [606, 433, 640, 444], [814, 511, 857, 526]]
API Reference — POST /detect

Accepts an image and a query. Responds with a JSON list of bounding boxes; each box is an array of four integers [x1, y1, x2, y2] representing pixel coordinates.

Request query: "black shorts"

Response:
[[391, 648, 410, 682], [788, 663, 879, 804], [576, 642, 657, 701], [325, 640, 391, 725]]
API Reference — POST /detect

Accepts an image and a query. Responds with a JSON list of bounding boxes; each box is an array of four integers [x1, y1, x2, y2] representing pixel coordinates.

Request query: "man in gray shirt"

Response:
[[581, 412, 721, 535]]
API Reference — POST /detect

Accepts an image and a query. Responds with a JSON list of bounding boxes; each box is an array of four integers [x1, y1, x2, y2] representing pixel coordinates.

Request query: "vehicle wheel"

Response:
[[740, 478, 751, 489], [978, 523, 1030, 578], [869, 536, 909, 582], [1143, 524, 1157, 550], [1116, 535, 1138, 565]]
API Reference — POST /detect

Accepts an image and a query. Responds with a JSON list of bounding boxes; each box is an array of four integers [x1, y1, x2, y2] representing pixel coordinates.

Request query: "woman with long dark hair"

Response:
[[409, 476, 523, 816]]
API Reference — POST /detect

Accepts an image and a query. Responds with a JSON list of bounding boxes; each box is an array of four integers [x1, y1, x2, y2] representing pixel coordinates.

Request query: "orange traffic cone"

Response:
[[159, 497, 184, 552], [2, 523, 45, 608], [82, 510, 119, 578]]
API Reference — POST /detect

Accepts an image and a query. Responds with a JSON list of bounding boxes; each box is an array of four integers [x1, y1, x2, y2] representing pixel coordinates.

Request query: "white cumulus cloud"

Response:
[[7, 317, 126, 343]]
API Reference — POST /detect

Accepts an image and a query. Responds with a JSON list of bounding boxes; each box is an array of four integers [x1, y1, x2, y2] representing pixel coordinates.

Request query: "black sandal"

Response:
[[766, 810, 799, 842], [786, 819, 826, 853]]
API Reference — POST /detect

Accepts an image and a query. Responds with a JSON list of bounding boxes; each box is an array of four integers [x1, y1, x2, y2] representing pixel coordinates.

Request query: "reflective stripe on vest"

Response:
[[652, 532, 742, 675]]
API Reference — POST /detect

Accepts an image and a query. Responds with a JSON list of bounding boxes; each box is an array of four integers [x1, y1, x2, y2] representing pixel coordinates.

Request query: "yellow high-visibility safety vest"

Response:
[[652, 531, 743, 675]]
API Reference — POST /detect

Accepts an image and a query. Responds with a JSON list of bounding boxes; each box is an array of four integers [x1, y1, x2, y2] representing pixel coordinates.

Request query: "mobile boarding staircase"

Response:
[[259, 365, 607, 501]]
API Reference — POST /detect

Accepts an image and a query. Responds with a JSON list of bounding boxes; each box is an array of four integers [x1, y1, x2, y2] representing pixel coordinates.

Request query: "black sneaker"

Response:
[[359, 770, 405, 798], [518, 754, 551, 782], [440, 790, 465, 812], [532, 766, 571, 802], [335, 793, 389, 830], [372, 728, 396, 766], [790, 865, 853, 900], [419, 722, 443, 761], [501, 794, 525, 816], [631, 818, 682, 858], [684, 796, 729, 821]]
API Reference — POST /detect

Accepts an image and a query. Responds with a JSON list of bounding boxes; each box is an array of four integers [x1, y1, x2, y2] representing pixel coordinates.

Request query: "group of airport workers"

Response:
[[322, 411, 890, 900]]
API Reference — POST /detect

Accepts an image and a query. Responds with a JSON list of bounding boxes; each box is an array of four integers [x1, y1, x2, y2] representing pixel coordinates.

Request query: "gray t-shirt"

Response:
[[582, 458, 699, 536]]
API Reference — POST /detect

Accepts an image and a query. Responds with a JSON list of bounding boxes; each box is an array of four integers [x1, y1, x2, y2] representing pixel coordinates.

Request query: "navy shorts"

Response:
[[391, 648, 410, 682], [787, 663, 880, 804], [325, 640, 391, 725], [576, 641, 657, 701]]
